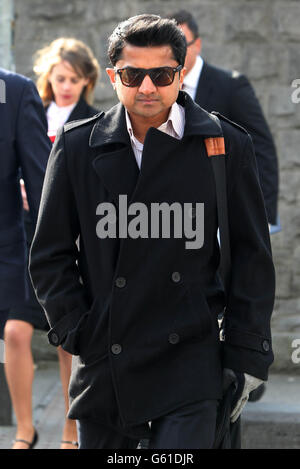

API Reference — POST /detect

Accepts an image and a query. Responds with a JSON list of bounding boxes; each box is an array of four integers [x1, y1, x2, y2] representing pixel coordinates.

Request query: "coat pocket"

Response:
[[172, 283, 213, 341], [76, 297, 109, 363]]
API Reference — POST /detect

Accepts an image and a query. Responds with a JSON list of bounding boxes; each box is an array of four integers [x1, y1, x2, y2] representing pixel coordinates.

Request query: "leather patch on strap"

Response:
[[204, 137, 225, 157]]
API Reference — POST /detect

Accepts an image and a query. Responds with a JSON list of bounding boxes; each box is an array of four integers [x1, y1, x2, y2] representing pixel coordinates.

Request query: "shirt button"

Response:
[[115, 277, 126, 288], [262, 340, 270, 352], [169, 333, 180, 345], [111, 344, 122, 355], [171, 272, 181, 283]]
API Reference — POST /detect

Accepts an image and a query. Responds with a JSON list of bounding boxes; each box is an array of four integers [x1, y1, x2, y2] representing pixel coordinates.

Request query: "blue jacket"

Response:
[[0, 68, 51, 309]]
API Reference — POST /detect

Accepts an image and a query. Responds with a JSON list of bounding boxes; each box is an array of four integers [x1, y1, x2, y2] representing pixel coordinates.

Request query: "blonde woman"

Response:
[[34, 37, 100, 140], [4, 38, 100, 450]]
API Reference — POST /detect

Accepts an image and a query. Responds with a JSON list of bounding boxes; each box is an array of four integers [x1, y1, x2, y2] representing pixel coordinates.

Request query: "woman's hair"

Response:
[[108, 14, 187, 67], [33, 37, 100, 105]]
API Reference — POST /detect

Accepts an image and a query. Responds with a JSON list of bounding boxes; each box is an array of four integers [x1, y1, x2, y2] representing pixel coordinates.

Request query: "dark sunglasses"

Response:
[[115, 65, 182, 87]]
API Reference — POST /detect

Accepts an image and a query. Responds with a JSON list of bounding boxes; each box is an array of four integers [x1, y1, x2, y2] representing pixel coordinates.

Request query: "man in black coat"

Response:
[[168, 10, 279, 228], [29, 15, 275, 449], [0, 68, 50, 336]]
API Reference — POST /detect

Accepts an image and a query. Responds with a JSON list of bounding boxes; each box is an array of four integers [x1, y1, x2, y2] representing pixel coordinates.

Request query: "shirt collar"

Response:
[[47, 100, 77, 115], [125, 101, 185, 142]]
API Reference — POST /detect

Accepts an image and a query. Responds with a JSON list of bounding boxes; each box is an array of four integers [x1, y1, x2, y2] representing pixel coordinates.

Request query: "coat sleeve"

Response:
[[16, 78, 51, 224], [223, 131, 275, 381], [229, 74, 279, 225], [29, 127, 89, 353]]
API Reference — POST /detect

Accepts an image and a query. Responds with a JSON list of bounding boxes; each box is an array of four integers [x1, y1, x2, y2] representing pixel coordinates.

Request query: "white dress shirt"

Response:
[[47, 100, 76, 137], [183, 55, 204, 100], [125, 102, 185, 169]]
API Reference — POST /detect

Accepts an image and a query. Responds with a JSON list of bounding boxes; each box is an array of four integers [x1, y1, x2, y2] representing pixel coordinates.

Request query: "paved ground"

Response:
[[0, 361, 64, 450], [0, 360, 300, 449]]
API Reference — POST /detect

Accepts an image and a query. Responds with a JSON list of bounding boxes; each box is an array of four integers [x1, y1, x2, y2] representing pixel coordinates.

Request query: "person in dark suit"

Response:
[[0, 68, 51, 447], [4, 38, 100, 450], [29, 15, 275, 449], [168, 10, 279, 228]]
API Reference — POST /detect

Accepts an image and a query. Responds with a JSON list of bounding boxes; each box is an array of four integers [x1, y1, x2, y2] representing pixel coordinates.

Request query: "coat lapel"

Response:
[[66, 96, 99, 122], [67, 97, 89, 122], [178, 91, 223, 138], [89, 93, 222, 204], [90, 103, 139, 204]]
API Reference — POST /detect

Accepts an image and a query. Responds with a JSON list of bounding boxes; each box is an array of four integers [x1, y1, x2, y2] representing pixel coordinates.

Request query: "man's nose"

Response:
[[138, 74, 157, 94]]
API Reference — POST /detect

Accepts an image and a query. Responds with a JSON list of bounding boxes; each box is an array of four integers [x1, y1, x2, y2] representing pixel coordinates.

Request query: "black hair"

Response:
[[167, 10, 199, 39], [108, 14, 187, 67]]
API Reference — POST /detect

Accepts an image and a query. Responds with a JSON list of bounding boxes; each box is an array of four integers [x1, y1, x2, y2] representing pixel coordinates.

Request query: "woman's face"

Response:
[[48, 60, 89, 107]]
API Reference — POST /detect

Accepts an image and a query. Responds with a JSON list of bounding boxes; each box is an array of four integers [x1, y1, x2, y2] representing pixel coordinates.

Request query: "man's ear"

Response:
[[179, 67, 187, 87], [106, 68, 116, 88]]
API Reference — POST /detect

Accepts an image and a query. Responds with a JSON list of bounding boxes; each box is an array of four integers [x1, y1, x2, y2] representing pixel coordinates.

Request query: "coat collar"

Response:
[[44, 96, 98, 125], [89, 90, 222, 149], [178, 90, 222, 138], [66, 96, 98, 122], [90, 91, 223, 205], [89, 101, 130, 148]]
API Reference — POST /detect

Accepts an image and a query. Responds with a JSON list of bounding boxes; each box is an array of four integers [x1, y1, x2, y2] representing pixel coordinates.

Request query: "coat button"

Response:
[[169, 333, 180, 344], [171, 272, 181, 283], [115, 277, 126, 288], [51, 332, 59, 345], [111, 343, 122, 355], [262, 340, 270, 352]]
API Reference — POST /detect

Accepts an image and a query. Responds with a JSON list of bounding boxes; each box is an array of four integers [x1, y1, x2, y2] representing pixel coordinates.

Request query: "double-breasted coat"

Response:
[[29, 91, 275, 438]]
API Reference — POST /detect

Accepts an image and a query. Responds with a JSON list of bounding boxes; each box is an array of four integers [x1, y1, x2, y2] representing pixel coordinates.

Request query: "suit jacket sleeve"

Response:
[[29, 127, 89, 353], [16, 79, 51, 224], [229, 75, 279, 225], [223, 131, 275, 381]]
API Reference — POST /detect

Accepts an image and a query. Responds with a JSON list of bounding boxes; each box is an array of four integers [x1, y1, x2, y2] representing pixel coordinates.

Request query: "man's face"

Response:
[[106, 44, 186, 123], [179, 23, 202, 74]]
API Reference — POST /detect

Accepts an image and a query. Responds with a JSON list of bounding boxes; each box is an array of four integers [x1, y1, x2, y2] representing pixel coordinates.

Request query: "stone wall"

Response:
[[12, 0, 300, 372], [0, 0, 14, 69]]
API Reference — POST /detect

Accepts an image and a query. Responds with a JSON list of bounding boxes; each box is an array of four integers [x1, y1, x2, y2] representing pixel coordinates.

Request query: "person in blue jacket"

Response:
[[0, 68, 51, 448]]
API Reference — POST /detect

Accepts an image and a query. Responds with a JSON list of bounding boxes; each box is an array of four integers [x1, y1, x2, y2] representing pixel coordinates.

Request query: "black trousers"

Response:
[[77, 400, 218, 449]]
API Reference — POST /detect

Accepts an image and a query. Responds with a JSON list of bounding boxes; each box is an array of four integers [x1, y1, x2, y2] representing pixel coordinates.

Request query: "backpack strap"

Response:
[[204, 112, 231, 296]]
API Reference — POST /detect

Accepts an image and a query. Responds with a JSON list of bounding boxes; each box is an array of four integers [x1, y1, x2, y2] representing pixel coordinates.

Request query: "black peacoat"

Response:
[[29, 91, 275, 437]]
